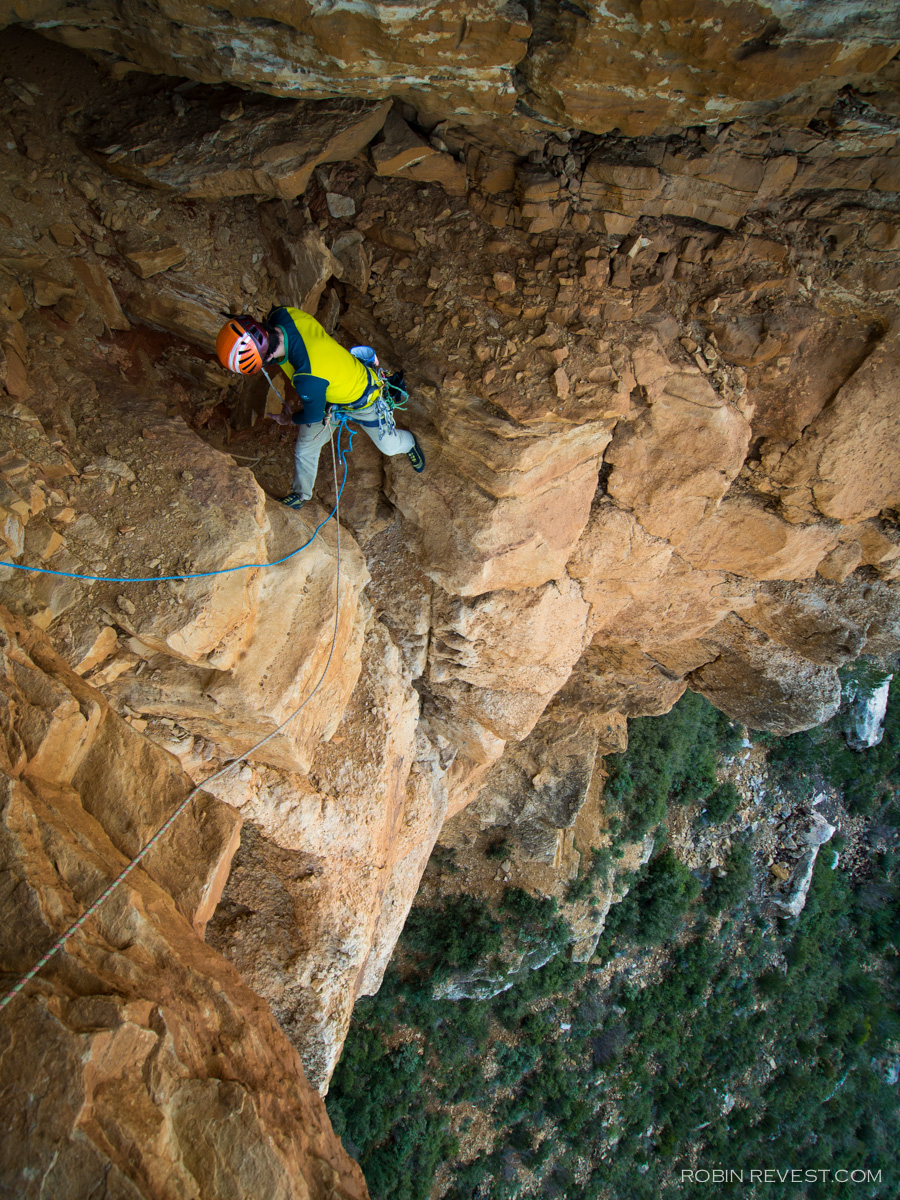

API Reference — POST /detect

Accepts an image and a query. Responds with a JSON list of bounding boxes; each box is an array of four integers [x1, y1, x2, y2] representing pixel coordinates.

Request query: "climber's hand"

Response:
[[267, 412, 293, 426]]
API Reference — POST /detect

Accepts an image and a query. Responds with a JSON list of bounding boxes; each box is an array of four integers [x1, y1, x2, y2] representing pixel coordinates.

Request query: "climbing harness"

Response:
[[344, 349, 409, 440], [328, 357, 408, 443], [348, 391, 398, 441], [0, 430, 349, 1015]]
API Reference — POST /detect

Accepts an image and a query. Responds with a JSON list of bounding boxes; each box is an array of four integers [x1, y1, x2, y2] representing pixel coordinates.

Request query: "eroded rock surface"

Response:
[[90, 92, 391, 201], [0, 24, 899, 1193], [691, 614, 843, 735], [7, 1, 900, 136], [0, 610, 367, 1200], [772, 326, 900, 523]]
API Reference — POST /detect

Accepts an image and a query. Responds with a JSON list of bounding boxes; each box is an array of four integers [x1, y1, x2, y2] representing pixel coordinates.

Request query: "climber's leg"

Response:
[[352, 396, 414, 449], [290, 419, 334, 500], [355, 415, 425, 473], [357, 420, 415, 456], [406, 435, 426, 473]]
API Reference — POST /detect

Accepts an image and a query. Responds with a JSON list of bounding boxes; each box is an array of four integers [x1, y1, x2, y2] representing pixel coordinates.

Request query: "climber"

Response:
[[216, 308, 425, 510]]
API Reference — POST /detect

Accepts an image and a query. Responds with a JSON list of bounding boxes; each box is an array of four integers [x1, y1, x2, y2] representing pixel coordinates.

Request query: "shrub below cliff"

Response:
[[704, 842, 754, 914], [327, 689, 900, 1200], [603, 691, 742, 837], [763, 665, 900, 814], [597, 848, 701, 946], [403, 895, 504, 984]]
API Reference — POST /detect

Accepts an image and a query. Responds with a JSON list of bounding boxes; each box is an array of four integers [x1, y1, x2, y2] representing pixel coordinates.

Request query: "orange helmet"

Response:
[[216, 315, 270, 375]]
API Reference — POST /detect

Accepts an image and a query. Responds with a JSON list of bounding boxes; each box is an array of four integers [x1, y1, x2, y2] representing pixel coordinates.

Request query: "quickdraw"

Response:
[[374, 371, 408, 437], [377, 367, 409, 412], [349, 346, 410, 440]]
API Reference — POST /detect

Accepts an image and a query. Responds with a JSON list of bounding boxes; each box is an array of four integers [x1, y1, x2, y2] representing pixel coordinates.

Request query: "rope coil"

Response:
[[0, 427, 349, 1013]]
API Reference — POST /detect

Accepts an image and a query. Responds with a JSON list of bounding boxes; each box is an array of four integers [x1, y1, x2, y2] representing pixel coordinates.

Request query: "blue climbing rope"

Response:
[[2, 421, 356, 586], [330, 407, 357, 462], [0, 432, 351, 1014]]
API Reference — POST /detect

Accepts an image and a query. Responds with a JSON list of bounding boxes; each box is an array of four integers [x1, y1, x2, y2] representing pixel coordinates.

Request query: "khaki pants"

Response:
[[292, 404, 415, 498]]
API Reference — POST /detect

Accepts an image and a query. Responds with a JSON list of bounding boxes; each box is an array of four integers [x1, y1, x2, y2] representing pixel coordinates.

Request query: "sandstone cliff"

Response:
[[0, 18, 898, 1198], [6, 1, 900, 136], [0, 608, 368, 1199]]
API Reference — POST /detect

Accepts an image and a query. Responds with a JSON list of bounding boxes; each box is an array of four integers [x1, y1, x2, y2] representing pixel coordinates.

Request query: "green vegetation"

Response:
[[603, 690, 742, 837], [705, 780, 741, 823], [565, 846, 612, 903], [763, 661, 900, 814], [704, 841, 754, 915], [327, 688, 900, 1200], [598, 848, 701, 946], [403, 895, 503, 984]]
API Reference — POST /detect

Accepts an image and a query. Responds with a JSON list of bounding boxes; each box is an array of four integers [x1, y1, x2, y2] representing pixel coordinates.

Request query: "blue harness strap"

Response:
[[344, 366, 382, 410]]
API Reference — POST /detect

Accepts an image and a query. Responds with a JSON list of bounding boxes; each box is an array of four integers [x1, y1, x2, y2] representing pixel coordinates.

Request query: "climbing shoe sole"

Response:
[[407, 437, 425, 473], [280, 492, 307, 510]]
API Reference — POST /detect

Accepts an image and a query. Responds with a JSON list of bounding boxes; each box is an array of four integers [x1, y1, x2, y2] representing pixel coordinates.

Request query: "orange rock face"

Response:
[[388, 410, 605, 594], [772, 327, 900, 523], [605, 346, 752, 543], [8, 1, 900, 136], [0, 610, 367, 1200], [692, 613, 843, 735], [0, 607, 240, 932], [522, 0, 900, 134], [1, 27, 900, 1194], [677, 499, 838, 581]]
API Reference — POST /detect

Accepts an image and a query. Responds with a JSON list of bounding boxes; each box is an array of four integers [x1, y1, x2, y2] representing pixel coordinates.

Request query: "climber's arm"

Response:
[[291, 375, 330, 425]]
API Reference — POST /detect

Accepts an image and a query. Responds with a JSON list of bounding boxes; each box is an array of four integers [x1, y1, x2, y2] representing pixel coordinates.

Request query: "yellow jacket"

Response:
[[269, 306, 376, 423]]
